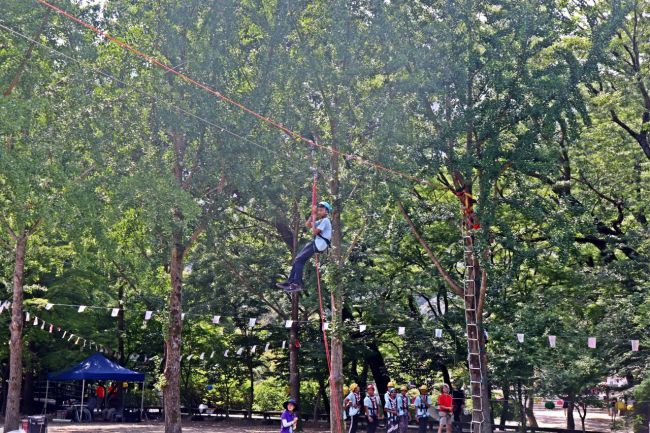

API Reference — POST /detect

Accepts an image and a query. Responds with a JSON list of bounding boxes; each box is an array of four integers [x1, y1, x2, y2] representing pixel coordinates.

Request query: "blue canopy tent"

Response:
[[46, 353, 145, 421]]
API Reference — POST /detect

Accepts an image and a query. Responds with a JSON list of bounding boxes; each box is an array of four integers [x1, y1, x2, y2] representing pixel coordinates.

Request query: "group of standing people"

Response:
[[344, 382, 465, 433], [87, 382, 124, 421]]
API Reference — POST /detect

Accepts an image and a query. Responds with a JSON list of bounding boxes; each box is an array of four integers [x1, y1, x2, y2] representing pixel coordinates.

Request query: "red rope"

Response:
[[311, 155, 343, 433], [36, 0, 436, 189]]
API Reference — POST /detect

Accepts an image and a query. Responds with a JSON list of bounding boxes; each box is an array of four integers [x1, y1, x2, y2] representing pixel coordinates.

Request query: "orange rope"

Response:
[[311, 145, 343, 433], [36, 0, 436, 189]]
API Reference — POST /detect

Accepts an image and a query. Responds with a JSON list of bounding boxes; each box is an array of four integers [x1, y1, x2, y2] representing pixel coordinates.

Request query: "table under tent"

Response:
[[46, 353, 145, 422]]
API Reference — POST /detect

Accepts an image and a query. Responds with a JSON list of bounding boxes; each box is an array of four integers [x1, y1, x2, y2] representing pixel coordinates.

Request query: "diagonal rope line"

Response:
[[0, 21, 272, 154], [35, 0, 437, 189]]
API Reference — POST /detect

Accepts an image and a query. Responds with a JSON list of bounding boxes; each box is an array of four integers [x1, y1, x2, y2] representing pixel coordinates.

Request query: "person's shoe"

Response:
[[285, 283, 304, 293], [276, 281, 290, 289]]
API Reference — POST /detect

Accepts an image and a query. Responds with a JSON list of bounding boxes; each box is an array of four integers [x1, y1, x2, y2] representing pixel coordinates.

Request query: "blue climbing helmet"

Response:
[[318, 201, 332, 214]]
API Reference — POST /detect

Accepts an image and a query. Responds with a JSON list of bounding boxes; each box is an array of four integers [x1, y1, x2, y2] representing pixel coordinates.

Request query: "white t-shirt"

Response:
[[314, 217, 332, 252], [364, 395, 382, 417], [346, 391, 361, 416]]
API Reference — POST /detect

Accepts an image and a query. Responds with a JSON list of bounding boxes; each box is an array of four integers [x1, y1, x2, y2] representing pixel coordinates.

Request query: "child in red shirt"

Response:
[[437, 384, 453, 433]]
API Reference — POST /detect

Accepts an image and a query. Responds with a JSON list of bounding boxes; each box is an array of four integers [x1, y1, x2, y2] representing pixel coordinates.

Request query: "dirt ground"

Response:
[[13, 406, 630, 432], [47, 421, 330, 433]]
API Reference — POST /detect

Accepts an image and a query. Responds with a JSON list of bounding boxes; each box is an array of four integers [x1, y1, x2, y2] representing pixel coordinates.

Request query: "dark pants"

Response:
[[418, 416, 429, 433], [399, 415, 409, 433], [289, 241, 316, 284], [348, 414, 360, 433], [366, 416, 379, 433], [452, 410, 462, 433]]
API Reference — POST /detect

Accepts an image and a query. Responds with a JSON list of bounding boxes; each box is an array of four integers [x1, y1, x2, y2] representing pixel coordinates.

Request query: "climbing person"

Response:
[[364, 384, 383, 433], [437, 384, 453, 433], [280, 398, 299, 433], [345, 383, 362, 433], [385, 388, 400, 433], [397, 385, 411, 433], [414, 385, 432, 433], [276, 201, 332, 293]]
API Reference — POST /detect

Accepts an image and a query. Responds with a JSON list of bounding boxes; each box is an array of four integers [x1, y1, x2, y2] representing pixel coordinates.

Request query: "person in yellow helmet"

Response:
[[345, 383, 361, 433], [414, 385, 432, 433], [397, 385, 411, 433], [384, 381, 396, 404]]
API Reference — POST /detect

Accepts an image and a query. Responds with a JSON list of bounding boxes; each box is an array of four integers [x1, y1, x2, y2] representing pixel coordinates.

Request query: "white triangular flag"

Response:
[[323, 322, 330, 331], [236, 347, 244, 356], [264, 343, 270, 352], [588, 337, 596, 349], [49, 324, 53, 333], [62, 331, 67, 339], [0, 306, 4, 315], [181, 313, 185, 320], [359, 324, 367, 332], [68, 334, 75, 341], [282, 341, 286, 349], [210, 351, 215, 359], [199, 352, 205, 360], [186, 354, 193, 361], [251, 345, 257, 354], [111, 308, 119, 317], [398, 326, 406, 336], [517, 333, 524, 343], [40, 321, 45, 330], [248, 318, 257, 328], [285, 320, 293, 328], [144, 311, 153, 320], [25, 312, 30, 321], [33, 317, 38, 326], [224, 350, 229, 357], [435, 329, 443, 338], [548, 335, 556, 348], [78, 306, 86, 313], [75, 337, 80, 345], [212, 315, 221, 324], [45, 303, 53, 311], [631, 340, 639, 351]]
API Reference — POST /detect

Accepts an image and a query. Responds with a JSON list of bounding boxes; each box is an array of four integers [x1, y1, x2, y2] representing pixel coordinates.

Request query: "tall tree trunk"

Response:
[[440, 364, 452, 387], [118, 284, 125, 364], [516, 381, 526, 433], [289, 295, 300, 404], [163, 239, 184, 433], [366, 342, 390, 397], [566, 399, 575, 431], [328, 128, 345, 433], [5, 234, 27, 431], [248, 357, 254, 420], [319, 375, 330, 415], [499, 385, 510, 430], [526, 391, 538, 428]]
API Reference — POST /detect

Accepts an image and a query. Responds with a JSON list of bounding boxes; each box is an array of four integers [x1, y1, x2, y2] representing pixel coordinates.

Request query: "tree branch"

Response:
[[397, 201, 463, 296], [3, 10, 52, 97]]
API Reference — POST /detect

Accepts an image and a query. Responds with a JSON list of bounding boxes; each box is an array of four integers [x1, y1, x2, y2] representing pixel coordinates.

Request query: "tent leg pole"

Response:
[[43, 380, 49, 415], [80, 379, 85, 423], [140, 382, 145, 421]]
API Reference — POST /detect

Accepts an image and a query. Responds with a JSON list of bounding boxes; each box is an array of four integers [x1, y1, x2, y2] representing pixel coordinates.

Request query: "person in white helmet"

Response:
[[276, 201, 332, 293]]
